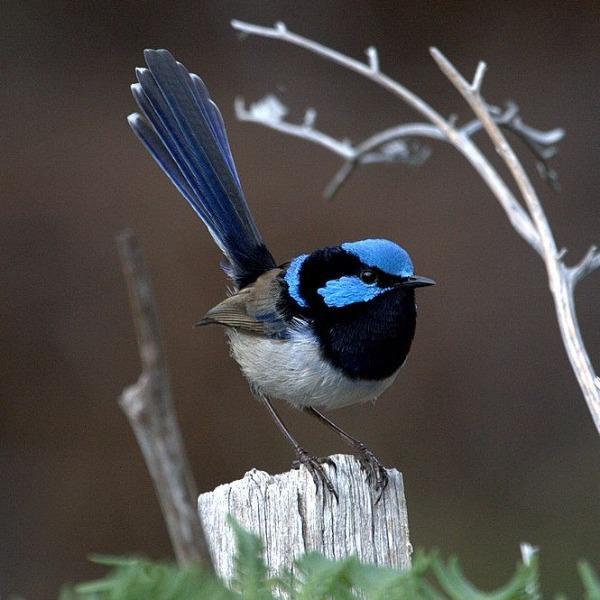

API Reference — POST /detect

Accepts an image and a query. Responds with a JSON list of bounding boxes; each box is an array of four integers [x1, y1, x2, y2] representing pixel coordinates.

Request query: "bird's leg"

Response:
[[304, 407, 388, 500], [257, 395, 338, 501]]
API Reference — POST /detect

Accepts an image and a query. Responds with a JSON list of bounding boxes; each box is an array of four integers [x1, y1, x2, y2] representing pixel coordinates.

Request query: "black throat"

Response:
[[278, 247, 418, 381], [313, 288, 417, 381]]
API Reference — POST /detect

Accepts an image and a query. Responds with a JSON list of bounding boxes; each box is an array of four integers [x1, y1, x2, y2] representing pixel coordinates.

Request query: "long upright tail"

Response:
[[128, 49, 276, 289]]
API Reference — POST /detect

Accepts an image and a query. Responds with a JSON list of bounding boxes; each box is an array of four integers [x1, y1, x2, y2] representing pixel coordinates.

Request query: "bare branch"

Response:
[[514, 116, 564, 146], [567, 245, 600, 287], [235, 94, 440, 198], [117, 229, 214, 569], [231, 21, 600, 435], [325, 128, 435, 199], [431, 48, 600, 434], [235, 96, 354, 159], [483, 102, 565, 190], [237, 91, 557, 201], [231, 19, 449, 130], [231, 19, 542, 254]]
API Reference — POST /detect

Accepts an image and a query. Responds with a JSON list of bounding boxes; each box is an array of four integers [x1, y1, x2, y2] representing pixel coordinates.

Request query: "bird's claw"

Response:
[[292, 449, 338, 502], [356, 444, 389, 503]]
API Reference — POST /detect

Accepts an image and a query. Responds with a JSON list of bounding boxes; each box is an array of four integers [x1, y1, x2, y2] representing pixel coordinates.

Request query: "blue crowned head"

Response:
[[284, 238, 434, 310], [341, 239, 414, 278]]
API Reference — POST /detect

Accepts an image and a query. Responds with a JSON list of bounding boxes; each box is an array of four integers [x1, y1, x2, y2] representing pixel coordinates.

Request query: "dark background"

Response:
[[2, 1, 599, 597]]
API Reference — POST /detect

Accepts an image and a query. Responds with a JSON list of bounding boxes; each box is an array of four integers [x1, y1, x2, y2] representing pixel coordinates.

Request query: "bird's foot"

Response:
[[355, 443, 389, 502], [292, 449, 338, 501]]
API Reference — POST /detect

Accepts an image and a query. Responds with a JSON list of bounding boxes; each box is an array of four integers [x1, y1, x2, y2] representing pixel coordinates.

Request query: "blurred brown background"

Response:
[[1, 1, 599, 597]]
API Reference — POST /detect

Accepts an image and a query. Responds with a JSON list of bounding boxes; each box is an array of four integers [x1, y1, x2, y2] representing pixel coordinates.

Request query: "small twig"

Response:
[[117, 229, 214, 569], [567, 245, 600, 287], [234, 97, 354, 159], [324, 161, 356, 200], [470, 61, 487, 93], [326, 124, 436, 199], [366, 46, 379, 72]]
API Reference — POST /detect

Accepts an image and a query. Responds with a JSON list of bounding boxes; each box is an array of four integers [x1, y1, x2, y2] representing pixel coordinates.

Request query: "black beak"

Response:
[[397, 275, 436, 288]]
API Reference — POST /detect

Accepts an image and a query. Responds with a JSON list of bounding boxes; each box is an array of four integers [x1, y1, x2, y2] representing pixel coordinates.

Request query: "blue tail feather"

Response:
[[189, 74, 241, 187], [128, 49, 275, 288]]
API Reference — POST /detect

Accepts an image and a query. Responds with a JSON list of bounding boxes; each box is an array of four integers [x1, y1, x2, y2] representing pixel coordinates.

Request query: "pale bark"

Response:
[[198, 454, 411, 580]]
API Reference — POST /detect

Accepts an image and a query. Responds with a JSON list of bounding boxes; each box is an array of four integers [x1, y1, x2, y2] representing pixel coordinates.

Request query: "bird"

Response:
[[128, 49, 435, 500]]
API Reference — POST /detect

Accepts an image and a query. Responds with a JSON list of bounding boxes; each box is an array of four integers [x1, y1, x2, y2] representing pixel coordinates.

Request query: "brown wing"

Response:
[[195, 269, 286, 336]]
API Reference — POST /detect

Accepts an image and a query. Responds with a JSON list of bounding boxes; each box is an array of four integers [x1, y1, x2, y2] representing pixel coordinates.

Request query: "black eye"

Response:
[[360, 269, 377, 285]]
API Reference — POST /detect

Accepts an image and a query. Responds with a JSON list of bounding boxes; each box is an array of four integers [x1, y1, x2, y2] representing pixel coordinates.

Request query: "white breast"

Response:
[[227, 324, 399, 410]]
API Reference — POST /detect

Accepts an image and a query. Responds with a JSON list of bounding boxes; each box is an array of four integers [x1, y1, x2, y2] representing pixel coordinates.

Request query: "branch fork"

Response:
[[567, 245, 600, 288]]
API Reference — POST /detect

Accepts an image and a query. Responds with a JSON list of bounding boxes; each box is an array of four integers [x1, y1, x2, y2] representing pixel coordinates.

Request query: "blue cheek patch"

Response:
[[342, 239, 414, 277], [284, 254, 309, 308], [318, 276, 390, 308]]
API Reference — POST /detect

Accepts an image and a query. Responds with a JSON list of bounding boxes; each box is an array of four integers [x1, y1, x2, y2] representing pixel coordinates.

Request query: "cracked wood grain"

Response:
[[198, 454, 411, 580]]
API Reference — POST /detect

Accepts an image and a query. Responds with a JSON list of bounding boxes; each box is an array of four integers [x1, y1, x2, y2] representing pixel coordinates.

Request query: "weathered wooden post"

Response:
[[198, 454, 411, 580]]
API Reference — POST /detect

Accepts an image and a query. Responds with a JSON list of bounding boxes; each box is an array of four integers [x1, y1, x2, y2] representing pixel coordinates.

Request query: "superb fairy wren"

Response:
[[128, 50, 435, 500]]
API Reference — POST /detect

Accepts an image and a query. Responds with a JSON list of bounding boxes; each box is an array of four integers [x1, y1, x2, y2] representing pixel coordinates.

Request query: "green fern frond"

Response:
[[64, 518, 595, 600], [227, 515, 275, 599]]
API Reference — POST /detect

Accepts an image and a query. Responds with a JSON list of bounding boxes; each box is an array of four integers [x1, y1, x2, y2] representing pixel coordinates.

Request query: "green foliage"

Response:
[[227, 516, 276, 599], [66, 555, 235, 600], [579, 562, 600, 600], [63, 519, 599, 600]]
